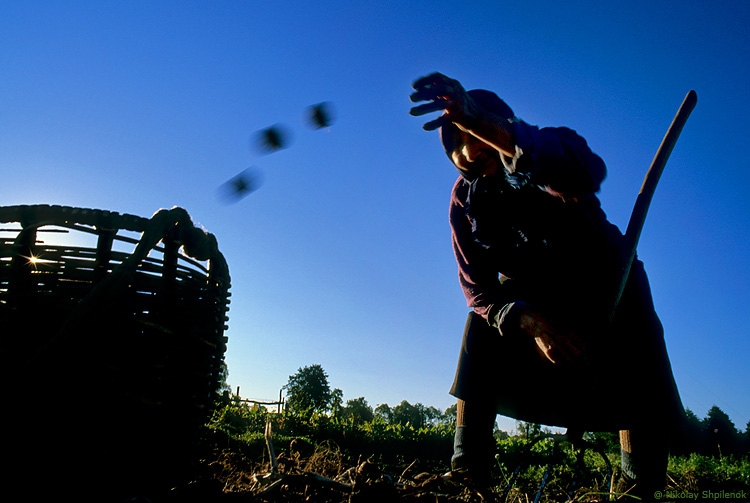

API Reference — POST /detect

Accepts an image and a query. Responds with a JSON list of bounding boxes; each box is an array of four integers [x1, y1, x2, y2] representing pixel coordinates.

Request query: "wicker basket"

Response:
[[0, 204, 231, 496]]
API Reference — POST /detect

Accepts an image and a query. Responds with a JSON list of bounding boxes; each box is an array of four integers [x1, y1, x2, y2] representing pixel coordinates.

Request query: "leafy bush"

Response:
[[494, 435, 617, 502], [208, 402, 268, 436], [206, 402, 454, 469], [669, 453, 750, 491]]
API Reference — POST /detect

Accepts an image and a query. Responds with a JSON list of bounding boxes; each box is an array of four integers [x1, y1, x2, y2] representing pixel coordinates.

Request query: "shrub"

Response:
[[669, 453, 750, 491]]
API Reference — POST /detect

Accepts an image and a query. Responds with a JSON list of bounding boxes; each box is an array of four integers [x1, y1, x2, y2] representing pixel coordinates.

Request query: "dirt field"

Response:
[[169, 434, 494, 503]]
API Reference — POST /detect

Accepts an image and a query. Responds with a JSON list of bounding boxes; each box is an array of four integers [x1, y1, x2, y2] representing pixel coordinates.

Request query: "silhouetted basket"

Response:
[[0, 204, 231, 496]]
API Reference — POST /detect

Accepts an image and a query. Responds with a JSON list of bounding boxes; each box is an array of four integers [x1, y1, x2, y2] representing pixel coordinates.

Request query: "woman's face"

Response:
[[449, 129, 501, 179]]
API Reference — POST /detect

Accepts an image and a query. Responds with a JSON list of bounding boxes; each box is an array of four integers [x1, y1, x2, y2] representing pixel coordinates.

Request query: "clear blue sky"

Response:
[[2, 1, 748, 433]]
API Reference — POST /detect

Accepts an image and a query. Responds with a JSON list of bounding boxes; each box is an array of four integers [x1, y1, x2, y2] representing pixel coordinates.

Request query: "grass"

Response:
[[205, 407, 750, 501]]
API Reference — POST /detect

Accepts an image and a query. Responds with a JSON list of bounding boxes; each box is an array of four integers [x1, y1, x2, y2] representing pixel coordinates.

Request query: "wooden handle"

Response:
[[609, 90, 698, 323]]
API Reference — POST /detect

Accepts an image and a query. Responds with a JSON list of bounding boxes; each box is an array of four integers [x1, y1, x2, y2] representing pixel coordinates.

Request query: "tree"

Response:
[[330, 388, 344, 419], [374, 403, 392, 423], [516, 421, 542, 439], [704, 405, 741, 456], [423, 405, 444, 426], [684, 408, 703, 432], [442, 403, 457, 427], [391, 400, 424, 428], [342, 397, 374, 425], [675, 408, 706, 455], [284, 364, 332, 415]]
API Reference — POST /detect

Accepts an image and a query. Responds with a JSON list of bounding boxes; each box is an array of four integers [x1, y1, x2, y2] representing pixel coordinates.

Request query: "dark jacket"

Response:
[[448, 122, 683, 429], [450, 122, 623, 335]]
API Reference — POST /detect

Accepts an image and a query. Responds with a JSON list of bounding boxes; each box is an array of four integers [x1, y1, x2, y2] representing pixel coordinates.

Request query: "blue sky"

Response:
[[2, 1, 748, 433]]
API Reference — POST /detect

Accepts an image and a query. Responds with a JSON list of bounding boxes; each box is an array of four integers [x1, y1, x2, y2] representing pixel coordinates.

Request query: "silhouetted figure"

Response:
[[410, 72, 683, 500]]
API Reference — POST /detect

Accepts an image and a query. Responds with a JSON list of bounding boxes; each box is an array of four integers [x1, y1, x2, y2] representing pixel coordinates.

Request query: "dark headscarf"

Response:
[[439, 89, 515, 180]]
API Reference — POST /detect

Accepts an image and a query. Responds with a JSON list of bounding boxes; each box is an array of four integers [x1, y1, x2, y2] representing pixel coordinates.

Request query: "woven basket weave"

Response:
[[0, 204, 231, 495]]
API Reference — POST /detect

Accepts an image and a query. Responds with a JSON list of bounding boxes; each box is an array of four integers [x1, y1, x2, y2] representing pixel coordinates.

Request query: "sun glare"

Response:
[[24, 254, 53, 270]]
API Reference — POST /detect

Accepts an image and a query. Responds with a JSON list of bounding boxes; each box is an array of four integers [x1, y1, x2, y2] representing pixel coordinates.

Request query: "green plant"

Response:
[[668, 453, 750, 491], [207, 403, 268, 437]]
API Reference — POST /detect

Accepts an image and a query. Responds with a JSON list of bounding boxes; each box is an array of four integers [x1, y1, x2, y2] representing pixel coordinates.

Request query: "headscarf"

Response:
[[439, 89, 515, 180]]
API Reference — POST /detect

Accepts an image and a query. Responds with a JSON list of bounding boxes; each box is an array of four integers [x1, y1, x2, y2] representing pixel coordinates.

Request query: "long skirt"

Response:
[[449, 260, 684, 432]]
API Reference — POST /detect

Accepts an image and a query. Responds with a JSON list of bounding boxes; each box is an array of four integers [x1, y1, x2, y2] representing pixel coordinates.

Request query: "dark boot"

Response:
[[447, 399, 497, 487], [617, 429, 669, 501]]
